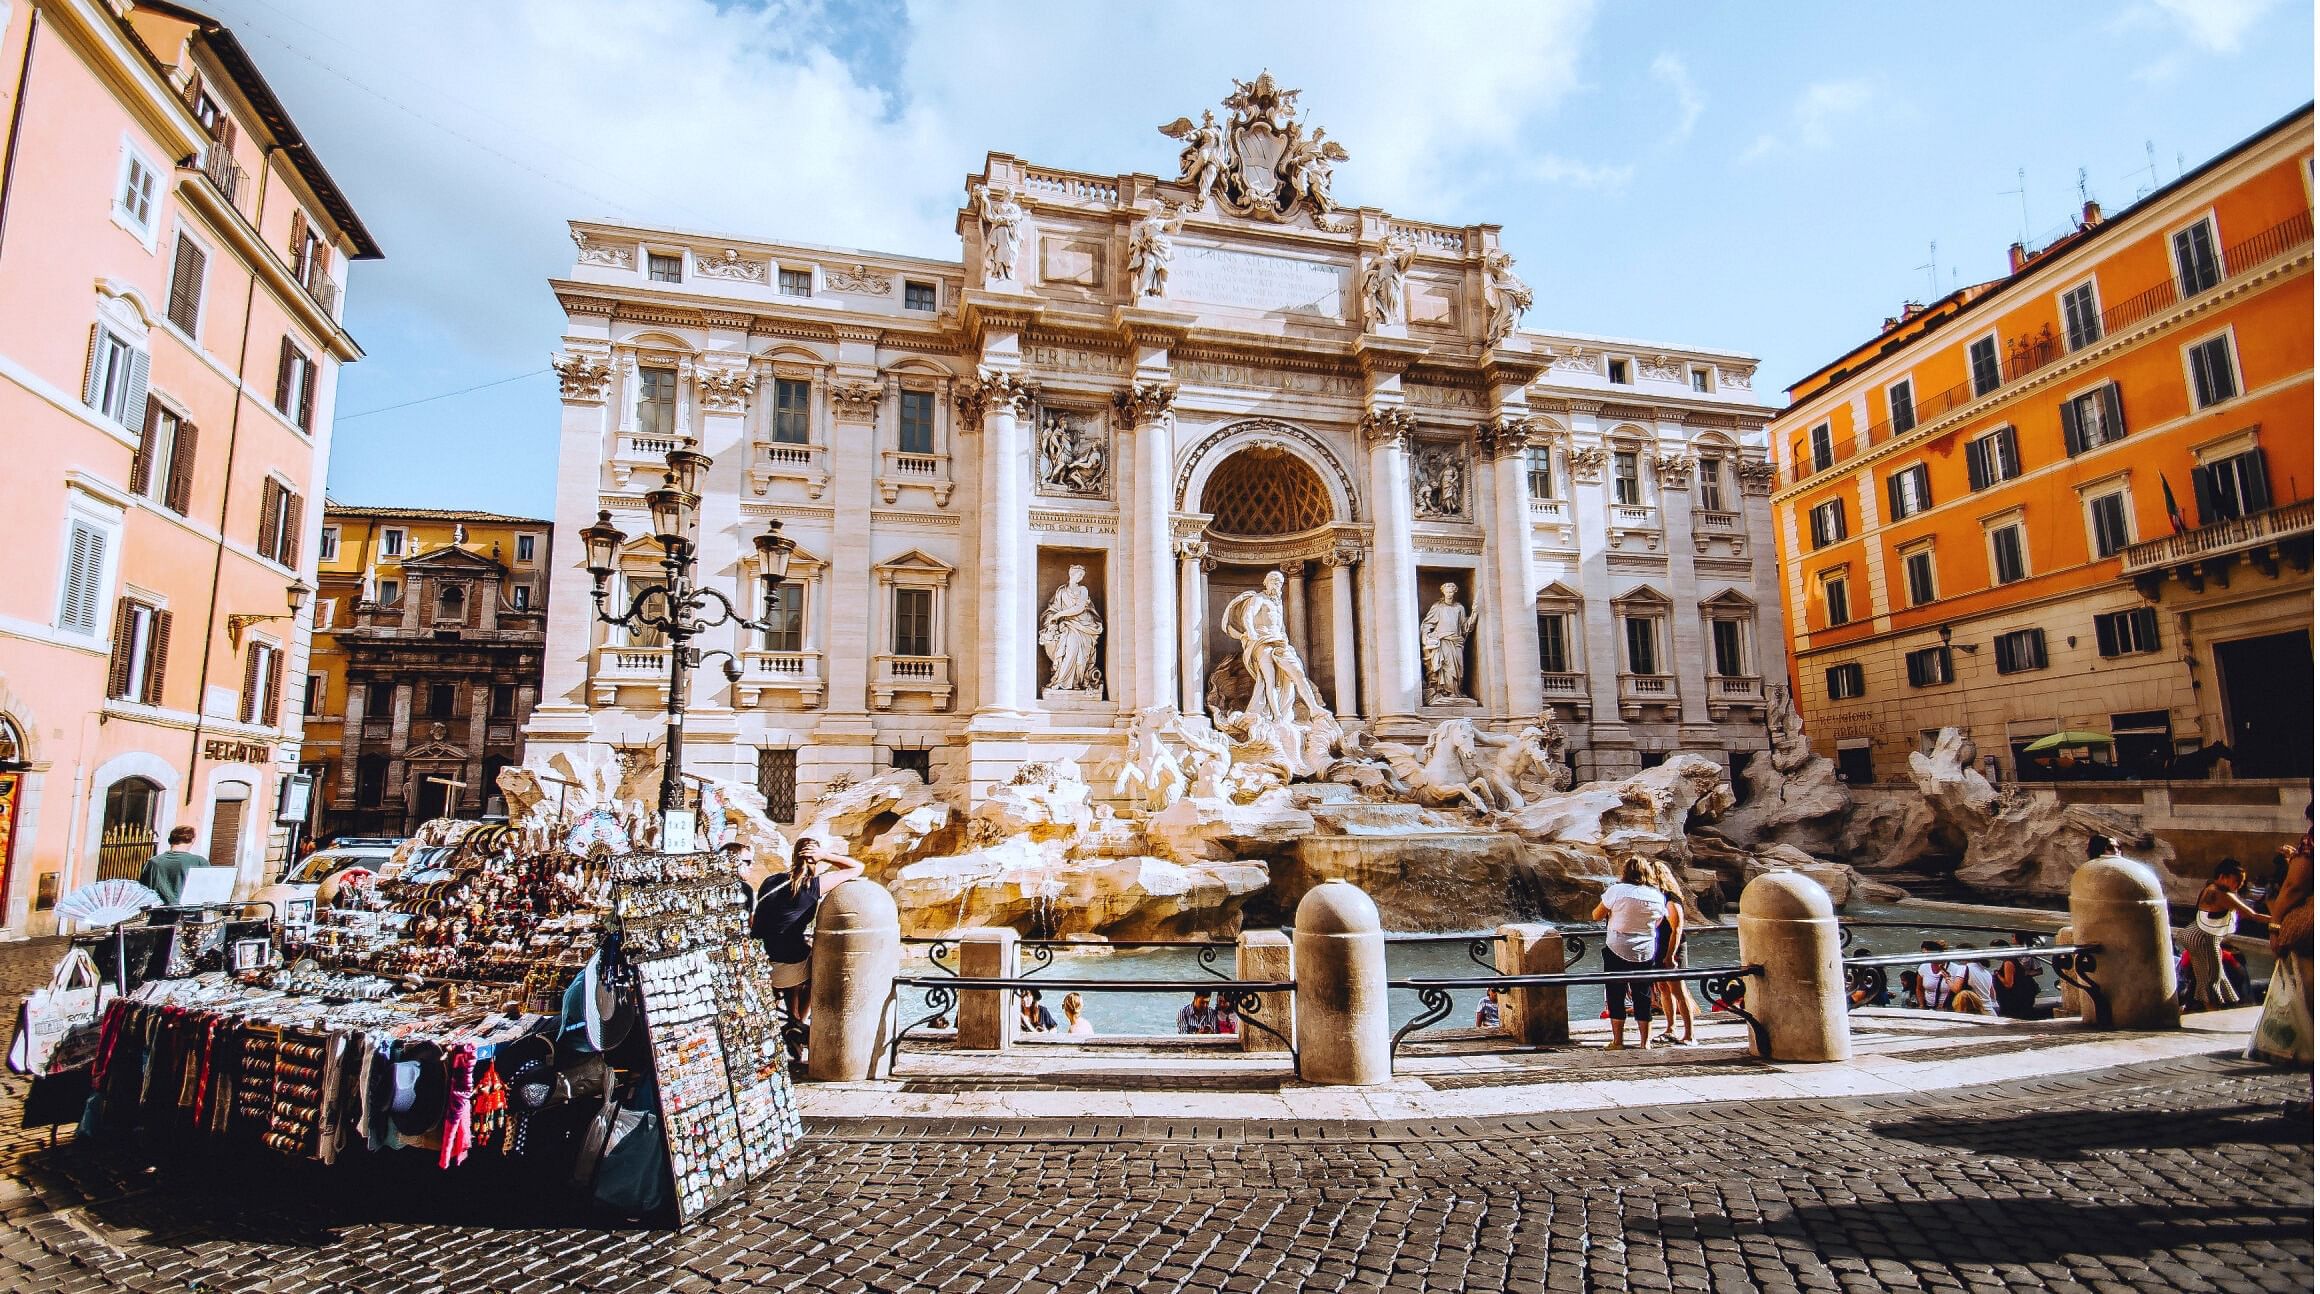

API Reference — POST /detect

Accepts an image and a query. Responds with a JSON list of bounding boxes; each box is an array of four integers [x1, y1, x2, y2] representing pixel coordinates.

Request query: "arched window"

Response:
[[99, 776, 161, 880], [0, 714, 24, 766]]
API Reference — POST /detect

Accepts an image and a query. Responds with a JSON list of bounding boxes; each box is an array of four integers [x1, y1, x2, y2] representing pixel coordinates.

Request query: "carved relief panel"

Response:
[[1033, 405, 1111, 500], [1409, 441, 1470, 521]]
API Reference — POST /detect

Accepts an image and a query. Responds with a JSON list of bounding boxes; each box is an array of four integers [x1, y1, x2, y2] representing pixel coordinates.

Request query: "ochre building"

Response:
[[1770, 105, 2312, 786], [0, 0, 376, 934], [302, 505, 551, 836]]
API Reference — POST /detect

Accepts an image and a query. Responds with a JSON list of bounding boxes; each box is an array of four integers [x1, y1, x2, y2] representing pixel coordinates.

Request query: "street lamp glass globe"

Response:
[[579, 510, 627, 578], [665, 439, 713, 496], [752, 518, 795, 583], [285, 578, 312, 614], [644, 473, 697, 547]]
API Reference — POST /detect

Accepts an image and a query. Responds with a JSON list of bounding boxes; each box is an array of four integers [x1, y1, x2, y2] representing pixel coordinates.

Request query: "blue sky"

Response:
[[196, 0, 2314, 519]]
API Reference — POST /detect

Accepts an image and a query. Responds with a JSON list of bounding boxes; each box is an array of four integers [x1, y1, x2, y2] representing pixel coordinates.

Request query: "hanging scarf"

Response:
[[438, 1045, 478, 1169]]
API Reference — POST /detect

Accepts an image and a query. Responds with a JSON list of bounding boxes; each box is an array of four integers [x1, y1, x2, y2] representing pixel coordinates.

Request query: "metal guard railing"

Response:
[[901, 929, 1593, 980], [1840, 944, 2106, 1026], [885, 974, 1301, 1078], [1387, 964, 1767, 1058]]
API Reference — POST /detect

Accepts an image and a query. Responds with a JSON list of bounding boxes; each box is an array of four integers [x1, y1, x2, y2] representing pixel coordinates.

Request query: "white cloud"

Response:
[[1649, 52, 1702, 143], [1527, 155, 1635, 190], [2141, 0, 2281, 52], [1740, 78, 1876, 163]]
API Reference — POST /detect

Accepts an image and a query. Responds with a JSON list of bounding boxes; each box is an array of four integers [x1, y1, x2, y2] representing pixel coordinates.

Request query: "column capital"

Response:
[[694, 363, 757, 414], [1359, 406, 1416, 450], [1736, 457, 1778, 495], [830, 380, 882, 423], [1113, 380, 1177, 427], [1478, 415, 1539, 459], [1278, 559, 1308, 578], [1322, 541, 1366, 569], [957, 368, 1035, 425], [552, 351, 613, 404], [1566, 444, 1608, 483]]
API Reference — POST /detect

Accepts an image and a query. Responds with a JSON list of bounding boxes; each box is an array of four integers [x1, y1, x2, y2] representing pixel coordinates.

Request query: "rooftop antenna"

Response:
[[1914, 240, 1939, 299], [2141, 140, 2161, 198], [2076, 166, 2091, 209], [2000, 167, 2030, 245]]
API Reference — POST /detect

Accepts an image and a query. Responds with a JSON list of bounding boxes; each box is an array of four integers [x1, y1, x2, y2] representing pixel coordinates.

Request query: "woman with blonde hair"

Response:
[[1646, 860, 1698, 1046], [1060, 991, 1095, 1036]]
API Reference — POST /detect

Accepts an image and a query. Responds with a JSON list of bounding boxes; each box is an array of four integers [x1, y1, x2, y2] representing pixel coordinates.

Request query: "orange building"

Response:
[[1770, 105, 2311, 787], [0, 1, 378, 934]]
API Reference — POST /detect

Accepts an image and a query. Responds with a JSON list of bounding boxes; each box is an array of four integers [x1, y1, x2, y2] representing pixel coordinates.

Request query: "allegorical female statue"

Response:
[[1420, 582, 1475, 704], [1038, 565, 1104, 694]]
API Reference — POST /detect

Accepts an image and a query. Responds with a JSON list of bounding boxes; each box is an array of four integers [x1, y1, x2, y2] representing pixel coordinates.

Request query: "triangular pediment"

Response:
[[1610, 583, 1673, 608], [402, 545, 505, 574], [874, 548, 953, 574], [404, 741, 469, 762], [1535, 580, 1584, 607], [1699, 586, 1756, 610]]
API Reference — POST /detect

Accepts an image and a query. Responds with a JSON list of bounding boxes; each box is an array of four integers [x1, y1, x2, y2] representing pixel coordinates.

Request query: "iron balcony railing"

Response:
[[2117, 498, 2313, 576]]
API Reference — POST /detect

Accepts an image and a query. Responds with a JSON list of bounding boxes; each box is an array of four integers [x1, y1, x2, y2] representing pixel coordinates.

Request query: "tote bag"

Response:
[[7, 947, 116, 1075], [2247, 958, 2314, 1067]]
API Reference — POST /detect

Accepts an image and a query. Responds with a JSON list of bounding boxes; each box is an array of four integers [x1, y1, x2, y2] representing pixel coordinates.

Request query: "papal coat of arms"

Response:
[[1159, 72, 1349, 223]]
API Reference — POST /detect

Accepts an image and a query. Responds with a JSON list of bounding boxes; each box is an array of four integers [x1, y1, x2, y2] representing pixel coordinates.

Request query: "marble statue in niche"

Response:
[[1362, 237, 1413, 329], [1411, 445, 1465, 518], [1483, 249, 1533, 348], [1038, 566, 1104, 696], [1036, 410, 1108, 497], [1420, 582, 1476, 706], [977, 184, 1028, 284], [1217, 570, 1341, 778], [1128, 205, 1184, 299]]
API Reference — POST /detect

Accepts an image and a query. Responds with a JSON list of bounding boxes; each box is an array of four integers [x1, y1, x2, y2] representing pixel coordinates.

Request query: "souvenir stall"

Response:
[[20, 815, 804, 1226]]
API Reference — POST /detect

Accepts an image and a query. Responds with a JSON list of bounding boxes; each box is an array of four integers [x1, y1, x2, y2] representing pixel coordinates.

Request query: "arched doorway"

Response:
[[1195, 446, 1356, 718], [98, 777, 161, 881]]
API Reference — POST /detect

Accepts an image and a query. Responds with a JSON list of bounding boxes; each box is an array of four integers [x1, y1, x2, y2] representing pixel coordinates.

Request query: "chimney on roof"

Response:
[[1899, 300, 1925, 322], [2008, 242, 2030, 273], [2081, 199, 2103, 227]]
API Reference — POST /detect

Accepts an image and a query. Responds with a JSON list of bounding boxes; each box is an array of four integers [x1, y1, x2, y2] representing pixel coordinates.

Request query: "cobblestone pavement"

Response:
[[1, 938, 2310, 1293]]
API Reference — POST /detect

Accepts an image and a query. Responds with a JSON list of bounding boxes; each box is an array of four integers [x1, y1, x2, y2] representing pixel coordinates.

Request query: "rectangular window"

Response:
[[57, 520, 108, 636], [772, 377, 811, 444], [1903, 549, 1937, 606], [115, 148, 157, 235], [107, 599, 166, 702], [274, 337, 316, 431], [2172, 218, 2222, 295], [903, 281, 937, 312], [892, 587, 933, 657], [2196, 448, 2272, 522], [84, 326, 148, 428], [891, 748, 932, 780], [636, 366, 677, 440], [255, 480, 302, 566], [1887, 379, 1917, 434], [317, 526, 339, 562], [1611, 450, 1642, 505], [1696, 456, 1725, 511], [1989, 523, 2028, 584], [778, 267, 813, 296], [515, 534, 537, 563], [1622, 616, 1659, 675], [1822, 576, 1851, 626], [510, 583, 532, 610], [2060, 383, 2127, 455], [1535, 613, 1570, 674], [304, 674, 325, 716], [1965, 426, 2020, 491], [1690, 367, 1710, 393], [2087, 491, 2131, 558], [1607, 358, 1631, 385], [762, 581, 805, 652], [366, 680, 395, 714], [380, 527, 406, 557], [166, 234, 206, 336], [1905, 646, 1953, 688], [646, 252, 682, 283], [1886, 464, 1931, 520], [491, 683, 516, 718], [377, 578, 400, 604], [1710, 619, 1746, 677], [899, 390, 935, 454], [757, 748, 798, 823], [2095, 607, 2162, 657], [1808, 498, 1848, 549], [1808, 423, 1834, 472], [132, 405, 196, 513], [1525, 446, 1555, 499], [425, 683, 456, 719], [2187, 335, 2238, 408], [2061, 281, 2102, 351], [241, 642, 282, 725], [1993, 628, 2049, 675], [1968, 335, 2002, 396], [1825, 663, 1865, 700]]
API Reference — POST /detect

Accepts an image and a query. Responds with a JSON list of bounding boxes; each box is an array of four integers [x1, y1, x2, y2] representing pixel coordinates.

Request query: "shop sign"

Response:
[[203, 739, 273, 763]]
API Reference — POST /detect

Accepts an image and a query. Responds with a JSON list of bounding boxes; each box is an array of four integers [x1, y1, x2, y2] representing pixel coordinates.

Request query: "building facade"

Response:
[[301, 505, 551, 837], [0, 0, 377, 934], [531, 78, 1782, 818], [1770, 106, 2312, 785]]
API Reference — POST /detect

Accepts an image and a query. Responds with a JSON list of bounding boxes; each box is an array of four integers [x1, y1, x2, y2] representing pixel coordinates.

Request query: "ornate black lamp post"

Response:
[[577, 440, 796, 834]]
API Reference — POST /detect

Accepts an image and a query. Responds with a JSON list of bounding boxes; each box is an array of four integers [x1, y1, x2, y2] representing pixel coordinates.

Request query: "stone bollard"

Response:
[[1735, 872, 1851, 1062], [806, 879, 901, 1081], [952, 927, 1018, 1051], [1236, 929, 1294, 1053], [1292, 880, 1389, 1085], [2068, 857, 2180, 1030], [1495, 923, 1569, 1046]]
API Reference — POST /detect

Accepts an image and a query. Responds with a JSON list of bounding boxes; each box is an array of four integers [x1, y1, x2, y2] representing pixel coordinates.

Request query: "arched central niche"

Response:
[[1200, 446, 1333, 537]]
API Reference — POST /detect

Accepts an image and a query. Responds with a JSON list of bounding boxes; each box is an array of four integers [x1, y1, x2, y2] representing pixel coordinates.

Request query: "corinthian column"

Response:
[[964, 370, 1036, 720], [1324, 544, 1361, 718], [1177, 536, 1210, 717], [1361, 406, 1422, 725], [1118, 381, 1180, 712], [1482, 416, 1544, 719], [532, 351, 616, 743]]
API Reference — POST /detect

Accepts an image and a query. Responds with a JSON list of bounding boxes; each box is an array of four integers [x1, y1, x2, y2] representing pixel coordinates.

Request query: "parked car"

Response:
[[254, 838, 402, 928]]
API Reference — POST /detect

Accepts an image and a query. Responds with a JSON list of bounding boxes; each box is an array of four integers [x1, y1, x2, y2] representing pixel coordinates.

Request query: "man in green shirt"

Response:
[[140, 826, 203, 906]]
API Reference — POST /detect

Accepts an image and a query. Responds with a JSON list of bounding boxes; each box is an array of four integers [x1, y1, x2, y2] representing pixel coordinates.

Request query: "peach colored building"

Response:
[[0, 0, 378, 934]]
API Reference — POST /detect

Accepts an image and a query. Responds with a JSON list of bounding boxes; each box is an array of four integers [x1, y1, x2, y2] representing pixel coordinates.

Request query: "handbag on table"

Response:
[[7, 946, 118, 1076]]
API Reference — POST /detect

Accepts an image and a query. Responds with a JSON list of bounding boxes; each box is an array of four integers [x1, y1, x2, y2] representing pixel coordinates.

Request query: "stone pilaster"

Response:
[[1360, 406, 1422, 727], [334, 678, 365, 809], [1118, 381, 1180, 713], [963, 369, 1037, 723], [1177, 536, 1210, 717], [532, 350, 615, 738], [825, 377, 881, 725], [1481, 415, 1543, 720], [1324, 544, 1362, 719], [463, 683, 490, 813]]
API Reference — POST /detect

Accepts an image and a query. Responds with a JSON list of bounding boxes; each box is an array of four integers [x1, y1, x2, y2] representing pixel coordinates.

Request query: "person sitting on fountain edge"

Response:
[[1177, 990, 1220, 1035]]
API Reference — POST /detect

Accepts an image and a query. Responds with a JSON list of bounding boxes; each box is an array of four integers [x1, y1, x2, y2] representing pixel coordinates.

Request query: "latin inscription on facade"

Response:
[[1171, 244, 1350, 319]]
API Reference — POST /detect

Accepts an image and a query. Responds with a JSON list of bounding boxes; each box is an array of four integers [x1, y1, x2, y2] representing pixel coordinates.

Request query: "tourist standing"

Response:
[[1646, 860, 1697, 1046], [1176, 990, 1220, 1035], [2188, 860, 2270, 1010], [1061, 992, 1095, 1036], [139, 826, 203, 906], [749, 838, 863, 1058], [1592, 859, 1669, 1050], [2250, 805, 2313, 1065]]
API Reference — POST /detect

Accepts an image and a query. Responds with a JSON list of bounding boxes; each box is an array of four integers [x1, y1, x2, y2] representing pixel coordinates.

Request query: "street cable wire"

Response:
[[338, 368, 552, 421]]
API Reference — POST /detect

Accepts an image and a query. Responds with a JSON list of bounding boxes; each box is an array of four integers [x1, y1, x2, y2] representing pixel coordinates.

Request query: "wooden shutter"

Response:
[[263, 649, 284, 726], [167, 236, 205, 333], [2191, 463, 2221, 523], [2099, 383, 2125, 441], [164, 421, 198, 513], [217, 114, 237, 153], [2096, 615, 2121, 658], [242, 644, 262, 722], [296, 353, 315, 430], [83, 325, 103, 406], [143, 610, 171, 705], [1885, 475, 1903, 520], [129, 404, 160, 496], [1913, 467, 1931, 511], [206, 800, 241, 870], [106, 599, 136, 698], [257, 479, 282, 561], [2246, 450, 2273, 512], [288, 209, 309, 279], [280, 491, 303, 567], [275, 336, 294, 411], [122, 347, 150, 434]]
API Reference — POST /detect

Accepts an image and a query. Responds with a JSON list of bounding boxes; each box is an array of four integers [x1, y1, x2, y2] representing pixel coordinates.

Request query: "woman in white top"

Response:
[[1060, 991, 1096, 1036], [1591, 858, 1670, 1051], [2189, 859, 2270, 1010]]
